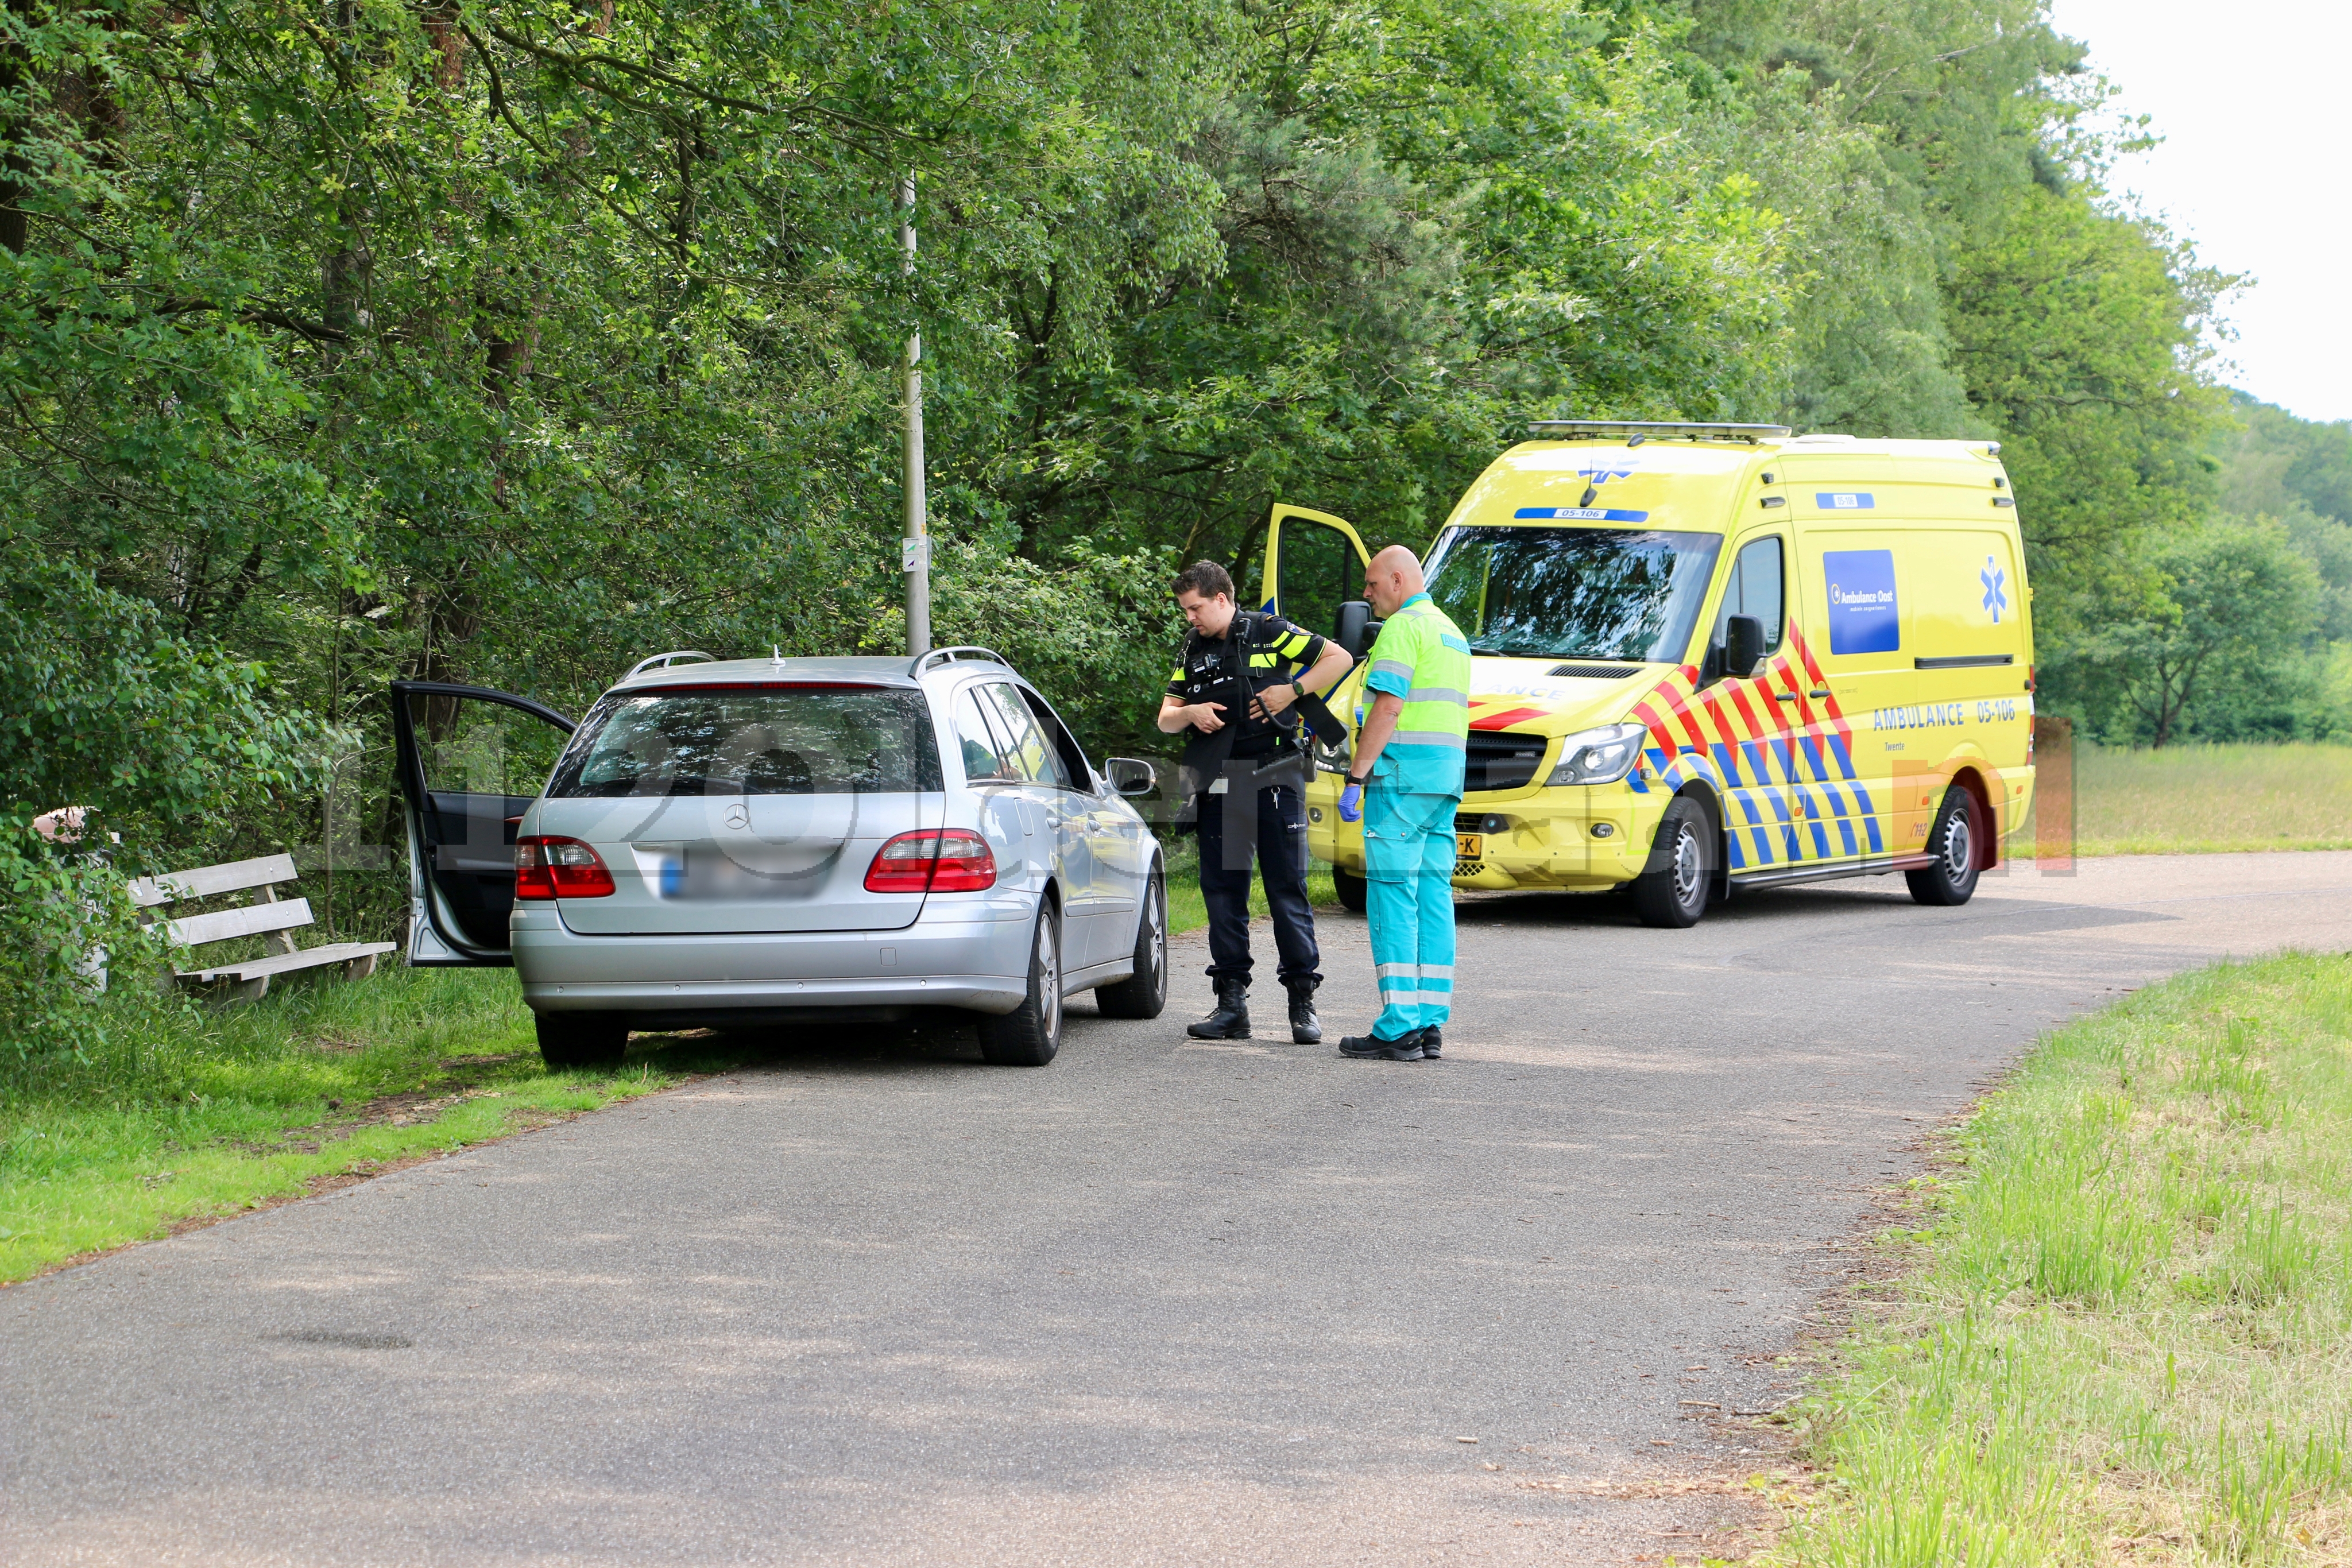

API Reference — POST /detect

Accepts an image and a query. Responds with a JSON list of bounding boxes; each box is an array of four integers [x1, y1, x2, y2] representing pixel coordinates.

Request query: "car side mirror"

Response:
[[1335, 601, 1375, 659], [1724, 614, 1767, 680], [1105, 757, 1158, 798]]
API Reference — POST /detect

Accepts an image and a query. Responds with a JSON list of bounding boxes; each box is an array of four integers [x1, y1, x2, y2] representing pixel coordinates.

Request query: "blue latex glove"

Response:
[[1338, 781, 1364, 822]]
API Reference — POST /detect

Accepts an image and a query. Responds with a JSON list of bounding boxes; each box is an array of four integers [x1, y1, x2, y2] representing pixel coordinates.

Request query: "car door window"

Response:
[[982, 684, 1067, 787], [1715, 534, 1786, 652], [392, 682, 577, 963], [1017, 688, 1094, 791], [952, 686, 1019, 783]]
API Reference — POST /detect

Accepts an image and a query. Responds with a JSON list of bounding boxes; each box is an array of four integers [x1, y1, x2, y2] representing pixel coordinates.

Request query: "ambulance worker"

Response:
[[1335, 545, 1472, 1060]]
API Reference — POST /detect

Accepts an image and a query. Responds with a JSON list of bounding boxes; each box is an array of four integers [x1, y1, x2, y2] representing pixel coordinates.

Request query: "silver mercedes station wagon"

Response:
[[392, 648, 1169, 1067]]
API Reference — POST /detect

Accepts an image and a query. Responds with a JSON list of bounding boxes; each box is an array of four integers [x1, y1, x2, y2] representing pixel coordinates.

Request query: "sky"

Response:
[[2045, 0, 2352, 424]]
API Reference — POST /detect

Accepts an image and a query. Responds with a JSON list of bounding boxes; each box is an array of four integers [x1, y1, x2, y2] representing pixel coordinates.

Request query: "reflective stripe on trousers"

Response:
[[1362, 788, 1459, 1039]]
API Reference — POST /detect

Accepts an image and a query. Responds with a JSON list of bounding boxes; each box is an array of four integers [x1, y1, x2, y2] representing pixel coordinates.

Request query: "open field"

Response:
[[1773, 953, 2352, 1565], [0, 970, 738, 1284], [2063, 742, 2352, 857]]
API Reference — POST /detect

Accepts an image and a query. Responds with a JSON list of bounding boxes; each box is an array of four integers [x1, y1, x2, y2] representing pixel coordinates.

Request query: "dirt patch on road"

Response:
[[1613, 1117, 1970, 1562]]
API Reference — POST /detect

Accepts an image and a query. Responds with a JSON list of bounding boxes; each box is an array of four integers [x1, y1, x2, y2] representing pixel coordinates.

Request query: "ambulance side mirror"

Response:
[[1335, 601, 1378, 658], [1725, 615, 1767, 680]]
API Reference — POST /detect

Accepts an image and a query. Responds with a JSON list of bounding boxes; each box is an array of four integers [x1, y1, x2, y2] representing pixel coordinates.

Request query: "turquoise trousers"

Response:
[[1362, 788, 1459, 1039]]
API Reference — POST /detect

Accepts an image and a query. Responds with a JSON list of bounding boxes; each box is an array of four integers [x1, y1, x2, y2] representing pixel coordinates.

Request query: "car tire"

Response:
[[1333, 866, 1368, 913], [536, 1011, 627, 1070], [1095, 865, 1169, 1020], [978, 904, 1063, 1066], [1630, 795, 1712, 929], [1906, 785, 1984, 906]]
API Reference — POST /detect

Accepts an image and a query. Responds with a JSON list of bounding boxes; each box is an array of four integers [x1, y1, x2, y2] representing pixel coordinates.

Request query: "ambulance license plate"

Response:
[[1456, 833, 1482, 860]]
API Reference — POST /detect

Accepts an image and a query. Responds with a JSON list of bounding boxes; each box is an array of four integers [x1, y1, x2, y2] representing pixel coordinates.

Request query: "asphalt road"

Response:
[[7, 852, 2350, 1566]]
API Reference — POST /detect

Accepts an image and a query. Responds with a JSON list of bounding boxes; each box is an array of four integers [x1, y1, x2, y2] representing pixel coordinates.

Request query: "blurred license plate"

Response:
[[1456, 833, 1482, 860]]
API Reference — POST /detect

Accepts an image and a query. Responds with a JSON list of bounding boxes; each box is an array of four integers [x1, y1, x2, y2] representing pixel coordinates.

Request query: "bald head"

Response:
[[1363, 545, 1425, 617]]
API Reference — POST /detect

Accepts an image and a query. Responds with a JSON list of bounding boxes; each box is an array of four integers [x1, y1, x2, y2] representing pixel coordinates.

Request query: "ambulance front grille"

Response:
[[1548, 663, 1641, 680], [1464, 731, 1549, 793]]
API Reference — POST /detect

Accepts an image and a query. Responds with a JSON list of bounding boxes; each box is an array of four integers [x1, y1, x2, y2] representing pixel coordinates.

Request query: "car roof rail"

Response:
[[910, 645, 1013, 679], [1525, 419, 1793, 443], [622, 649, 717, 681]]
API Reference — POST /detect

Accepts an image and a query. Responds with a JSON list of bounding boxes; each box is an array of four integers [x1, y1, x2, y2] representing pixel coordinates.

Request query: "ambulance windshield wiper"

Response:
[[1470, 643, 1639, 660]]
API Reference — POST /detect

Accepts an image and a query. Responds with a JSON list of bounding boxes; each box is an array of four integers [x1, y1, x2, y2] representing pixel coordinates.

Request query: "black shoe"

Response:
[[1415, 1026, 1442, 1060], [1285, 981, 1322, 1045], [1336, 1032, 1425, 1061], [1187, 976, 1251, 1039]]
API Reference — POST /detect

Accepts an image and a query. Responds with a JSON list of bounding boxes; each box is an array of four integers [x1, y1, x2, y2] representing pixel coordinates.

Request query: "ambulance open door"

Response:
[[1256, 502, 1371, 645]]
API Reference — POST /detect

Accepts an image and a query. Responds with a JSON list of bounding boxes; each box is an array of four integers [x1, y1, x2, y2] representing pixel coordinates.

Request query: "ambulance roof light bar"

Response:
[[1526, 419, 1793, 443]]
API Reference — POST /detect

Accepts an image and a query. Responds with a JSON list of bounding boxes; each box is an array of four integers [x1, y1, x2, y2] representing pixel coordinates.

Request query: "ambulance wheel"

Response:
[[1334, 867, 1368, 913], [1907, 786, 1983, 906], [1631, 796, 1711, 929]]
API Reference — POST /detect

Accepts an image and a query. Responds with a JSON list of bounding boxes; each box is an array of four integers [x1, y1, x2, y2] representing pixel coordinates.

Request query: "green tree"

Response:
[[2078, 519, 2319, 747], [1947, 187, 2228, 609]]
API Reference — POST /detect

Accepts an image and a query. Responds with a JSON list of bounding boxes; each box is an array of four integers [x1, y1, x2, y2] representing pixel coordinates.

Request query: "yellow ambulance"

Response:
[[1253, 421, 2036, 928]]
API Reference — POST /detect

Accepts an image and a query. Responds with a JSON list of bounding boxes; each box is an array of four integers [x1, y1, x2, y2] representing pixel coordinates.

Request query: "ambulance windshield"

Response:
[[1423, 525, 1723, 663]]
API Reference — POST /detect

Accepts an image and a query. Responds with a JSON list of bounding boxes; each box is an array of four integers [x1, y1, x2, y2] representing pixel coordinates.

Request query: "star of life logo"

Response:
[[1982, 557, 2008, 624]]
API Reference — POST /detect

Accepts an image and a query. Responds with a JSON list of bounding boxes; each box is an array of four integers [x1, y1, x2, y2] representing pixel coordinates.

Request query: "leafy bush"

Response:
[[0, 826, 160, 1060], [0, 536, 331, 1056], [929, 541, 1179, 762]]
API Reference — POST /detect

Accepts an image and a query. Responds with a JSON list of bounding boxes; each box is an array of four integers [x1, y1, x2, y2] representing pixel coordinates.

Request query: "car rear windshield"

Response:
[[1424, 525, 1724, 663], [546, 685, 944, 797]]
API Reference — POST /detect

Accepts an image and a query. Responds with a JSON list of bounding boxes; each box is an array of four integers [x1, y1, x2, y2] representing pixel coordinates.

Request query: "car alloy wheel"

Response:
[[1039, 915, 1062, 1043], [978, 903, 1064, 1065], [1096, 866, 1170, 1020]]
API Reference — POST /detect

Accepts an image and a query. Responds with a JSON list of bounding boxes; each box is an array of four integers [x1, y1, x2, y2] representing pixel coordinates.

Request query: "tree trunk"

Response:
[[322, 0, 367, 336], [0, 0, 38, 255], [421, 0, 465, 90]]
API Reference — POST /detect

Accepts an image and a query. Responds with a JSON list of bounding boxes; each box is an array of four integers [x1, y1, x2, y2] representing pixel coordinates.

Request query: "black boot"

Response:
[[1285, 980, 1322, 1045], [1187, 976, 1251, 1039], [1336, 1031, 1424, 1061], [1415, 1025, 1442, 1060]]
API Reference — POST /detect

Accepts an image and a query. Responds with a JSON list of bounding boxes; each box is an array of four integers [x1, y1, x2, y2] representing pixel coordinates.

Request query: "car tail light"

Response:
[[864, 828, 997, 893], [516, 835, 616, 899]]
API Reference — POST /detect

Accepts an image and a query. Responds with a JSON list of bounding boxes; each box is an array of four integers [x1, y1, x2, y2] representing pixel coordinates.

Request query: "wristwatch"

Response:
[[1290, 678, 1307, 700], [1345, 771, 1369, 788]]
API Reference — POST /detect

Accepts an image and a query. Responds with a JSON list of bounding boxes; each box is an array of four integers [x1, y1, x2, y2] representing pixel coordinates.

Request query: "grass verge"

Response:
[[0, 967, 745, 1284], [5, 849, 1344, 1283], [1770, 953, 2352, 1565], [2064, 742, 2352, 856], [1161, 836, 1340, 935]]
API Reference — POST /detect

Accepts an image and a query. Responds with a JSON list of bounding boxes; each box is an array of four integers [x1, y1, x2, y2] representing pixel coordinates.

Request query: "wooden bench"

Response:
[[128, 853, 396, 1001]]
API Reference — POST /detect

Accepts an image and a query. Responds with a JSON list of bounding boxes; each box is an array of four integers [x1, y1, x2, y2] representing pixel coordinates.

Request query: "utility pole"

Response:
[[899, 175, 931, 656]]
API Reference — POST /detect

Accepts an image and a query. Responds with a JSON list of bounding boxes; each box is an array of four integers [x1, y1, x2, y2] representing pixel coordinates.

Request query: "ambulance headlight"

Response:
[[1545, 723, 1648, 787]]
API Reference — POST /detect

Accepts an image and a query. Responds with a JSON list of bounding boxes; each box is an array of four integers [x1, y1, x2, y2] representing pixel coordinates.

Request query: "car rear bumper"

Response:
[[511, 905, 1034, 1017]]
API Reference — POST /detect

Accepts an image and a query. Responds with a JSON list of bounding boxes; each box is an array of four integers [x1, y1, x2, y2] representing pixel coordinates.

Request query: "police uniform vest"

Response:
[[1169, 609, 1328, 793]]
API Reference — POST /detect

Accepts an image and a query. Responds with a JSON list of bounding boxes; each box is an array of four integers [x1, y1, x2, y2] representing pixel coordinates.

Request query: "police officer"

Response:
[[1336, 545, 1472, 1062], [1158, 561, 1355, 1043]]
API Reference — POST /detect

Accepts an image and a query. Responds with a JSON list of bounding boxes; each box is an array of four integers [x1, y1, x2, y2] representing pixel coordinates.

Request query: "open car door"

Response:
[[1258, 502, 1371, 644], [391, 681, 576, 966]]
